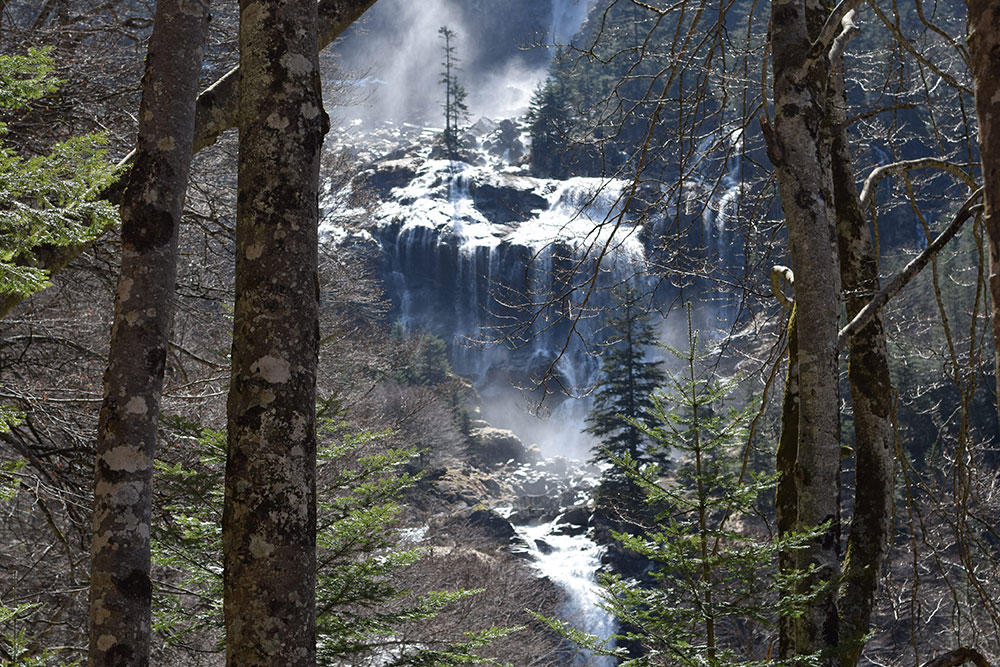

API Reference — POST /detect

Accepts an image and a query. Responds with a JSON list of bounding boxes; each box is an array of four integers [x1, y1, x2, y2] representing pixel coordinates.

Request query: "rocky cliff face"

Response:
[[321, 108, 746, 458]]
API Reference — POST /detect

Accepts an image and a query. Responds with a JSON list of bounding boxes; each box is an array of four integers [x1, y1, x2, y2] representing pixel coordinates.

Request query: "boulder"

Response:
[[553, 522, 587, 537], [556, 505, 590, 529], [483, 119, 526, 163], [469, 426, 535, 467], [469, 117, 500, 137], [534, 538, 553, 555], [508, 508, 548, 525], [360, 158, 420, 197], [466, 508, 516, 542]]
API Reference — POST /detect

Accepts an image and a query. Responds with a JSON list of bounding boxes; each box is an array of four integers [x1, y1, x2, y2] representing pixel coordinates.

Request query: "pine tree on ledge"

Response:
[[438, 25, 469, 156]]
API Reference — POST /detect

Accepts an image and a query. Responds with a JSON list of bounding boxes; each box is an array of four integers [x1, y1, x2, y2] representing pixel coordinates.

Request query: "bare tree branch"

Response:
[[806, 0, 865, 65], [920, 647, 992, 667], [858, 158, 976, 211], [865, 0, 973, 95], [837, 188, 984, 351], [0, 0, 378, 321]]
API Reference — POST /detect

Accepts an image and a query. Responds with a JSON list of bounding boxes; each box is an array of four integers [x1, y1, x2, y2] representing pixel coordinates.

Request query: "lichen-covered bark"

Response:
[[827, 24, 895, 667], [222, 0, 327, 663], [192, 0, 376, 153], [968, 0, 1000, 427], [828, 52, 894, 667], [0, 0, 377, 321], [776, 306, 799, 662], [88, 2, 209, 665], [768, 0, 843, 661]]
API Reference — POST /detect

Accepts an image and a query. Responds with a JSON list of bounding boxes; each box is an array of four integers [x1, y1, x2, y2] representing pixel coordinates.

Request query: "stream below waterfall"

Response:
[[515, 520, 617, 665], [494, 458, 618, 665]]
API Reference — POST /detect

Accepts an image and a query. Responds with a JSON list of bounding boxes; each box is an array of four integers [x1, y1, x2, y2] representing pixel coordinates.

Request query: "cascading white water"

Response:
[[371, 151, 648, 378], [548, 0, 596, 46], [688, 127, 744, 257], [515, 520, 617, 665]]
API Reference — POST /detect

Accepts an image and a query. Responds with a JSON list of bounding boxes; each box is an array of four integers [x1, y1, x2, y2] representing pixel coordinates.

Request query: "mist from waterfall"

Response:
[[329, 0, 591, 127], [548, 0, 596, 45]]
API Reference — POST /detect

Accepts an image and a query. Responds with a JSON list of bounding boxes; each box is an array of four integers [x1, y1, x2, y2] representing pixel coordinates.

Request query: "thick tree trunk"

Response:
[[0, 0, 377, 321], [222, 0, 327, 662], [88, 1, 209, 665], [767, 0, 847, 662], [968, 0, 1000, 427], [827, 39, 895, 667]]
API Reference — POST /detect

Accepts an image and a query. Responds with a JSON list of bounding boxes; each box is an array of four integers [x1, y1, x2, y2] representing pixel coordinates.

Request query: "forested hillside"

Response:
[[1, 0, 999, 665]]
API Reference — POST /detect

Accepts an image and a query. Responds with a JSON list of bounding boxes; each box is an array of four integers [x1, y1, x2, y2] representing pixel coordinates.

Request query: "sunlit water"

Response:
[[515, 519, 617, 665]]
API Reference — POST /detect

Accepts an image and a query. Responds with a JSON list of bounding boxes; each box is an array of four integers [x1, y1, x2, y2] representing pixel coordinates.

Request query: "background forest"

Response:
[[2, 0, 1000, 665]]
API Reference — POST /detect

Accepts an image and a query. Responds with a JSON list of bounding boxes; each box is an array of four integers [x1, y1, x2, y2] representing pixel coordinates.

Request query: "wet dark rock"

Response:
[[470, 182, 547, 224], [428, 145, 480, 162], [467, 508, 516, 541], [519, 478, 551, 495], [553, 522, 587, 536], [360, 158, 420, 197], [509, 538, 534, 560], [482, 477, 502, 494], [557, 505, 590, 528], [534, 538, 553, 554], [509, 508, 548, 525]]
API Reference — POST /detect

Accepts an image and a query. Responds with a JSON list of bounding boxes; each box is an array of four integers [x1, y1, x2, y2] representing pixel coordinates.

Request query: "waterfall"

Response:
[[548, 0, 596, 46], [372, 155, 648, 386], [501, 458, 618, 665]]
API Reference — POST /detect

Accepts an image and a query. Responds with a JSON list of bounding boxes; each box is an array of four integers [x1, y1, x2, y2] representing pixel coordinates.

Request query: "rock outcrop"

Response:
[[468, 425, 539, 467]]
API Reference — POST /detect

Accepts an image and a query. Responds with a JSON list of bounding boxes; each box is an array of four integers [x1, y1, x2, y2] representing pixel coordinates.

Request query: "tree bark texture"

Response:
[[88, 1, 209, 665], [827, 32, 895, 667], [223, 0, 327, 663], [968, 0, 1000, 427], [775, 306, 799, 662], [0, 0, 377, 321], [768, 0, 844, 661]]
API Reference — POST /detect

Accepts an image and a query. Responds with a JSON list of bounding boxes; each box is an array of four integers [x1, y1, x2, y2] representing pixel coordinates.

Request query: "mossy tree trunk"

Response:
[[88, 1, 209, 664], [775, 306, 799, 661], [767, 1, 865, 662], [969, 0, 1000, 427], [826, 25, 895, 667], [222, 0, 328, 662], [769, 4, 894, 664]]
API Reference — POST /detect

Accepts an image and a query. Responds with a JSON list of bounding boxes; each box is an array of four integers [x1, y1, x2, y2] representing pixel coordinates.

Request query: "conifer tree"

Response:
[[438, 25, 469, 155], [526, 74, 569, 177], [0, 48, 118, 300], [0, 46, 118, 480], [585, 288, 667, 470], [153, 419, 511, 664], [551, 307, 816, 665]]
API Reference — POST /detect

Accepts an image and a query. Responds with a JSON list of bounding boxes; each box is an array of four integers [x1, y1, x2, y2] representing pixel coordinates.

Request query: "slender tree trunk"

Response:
[[968, 0, 1000, 426], [775, 305, 799, 661], [0, 0, 378, 321], [767, 0, 847, 661], [222, 0, 327, 662], [88, 1, 209, 664], [829, 54, 895, 667]]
